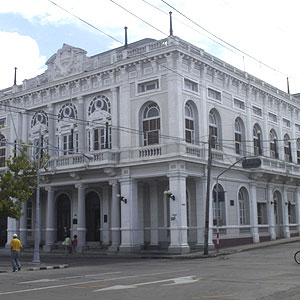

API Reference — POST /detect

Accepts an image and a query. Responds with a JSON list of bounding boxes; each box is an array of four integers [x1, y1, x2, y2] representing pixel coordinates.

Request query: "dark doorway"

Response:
[[86, 192, 100, 241], [57, 194, 71, 241]]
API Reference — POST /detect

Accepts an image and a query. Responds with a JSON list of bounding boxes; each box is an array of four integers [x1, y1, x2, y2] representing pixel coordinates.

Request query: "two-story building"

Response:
[[1, 34, 300, 253]]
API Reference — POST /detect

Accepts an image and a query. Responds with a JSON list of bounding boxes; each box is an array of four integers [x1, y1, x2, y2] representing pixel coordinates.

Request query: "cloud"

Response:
[[0, 32, 46, 89]]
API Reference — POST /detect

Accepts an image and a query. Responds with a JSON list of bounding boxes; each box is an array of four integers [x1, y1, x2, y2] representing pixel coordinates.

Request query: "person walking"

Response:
[[64, 235, 72, 255], [10, 234, 22, 272], [72, 235, 78, 253]]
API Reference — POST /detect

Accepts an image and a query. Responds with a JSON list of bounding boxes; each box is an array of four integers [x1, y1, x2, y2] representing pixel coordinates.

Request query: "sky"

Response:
[[1, 0, 300, 94]]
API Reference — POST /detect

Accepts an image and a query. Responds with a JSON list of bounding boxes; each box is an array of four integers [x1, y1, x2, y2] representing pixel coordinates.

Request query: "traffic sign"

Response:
[[242, 158, 262, 169]]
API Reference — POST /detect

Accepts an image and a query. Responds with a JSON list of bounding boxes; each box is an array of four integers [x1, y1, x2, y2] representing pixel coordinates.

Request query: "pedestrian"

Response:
[[72, 235, 78, 253], [10, 233, 22, 272], [63, 227, 70, 240], [64, 235, 72, 255]]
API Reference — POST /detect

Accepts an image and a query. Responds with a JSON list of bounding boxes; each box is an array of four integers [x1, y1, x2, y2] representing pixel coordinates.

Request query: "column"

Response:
[[149, 181, 159, 247], [245, 86, 253, 155], [137, 183, 145, 247], [77, 97, 85, 152], [282, 185, 290, 238], [168, 174, 190, 254], [195, 177, 213, 248], [267, 183, 276, 240], [111, 88, 119, 150], [21, 112, 28, 144], [102, 186, 110, 246], [119, 178, 140, 252], [295, 187, 300, 233], [6, 218, 17, 248], [43, 187, 55, 252], [19, 200, 28, 247], [199, 84, 208, 140], [108, 180, 121, 251], [76, 183, 86, 253], [47, 104, 55, 156], [249, 181, 259, 243]]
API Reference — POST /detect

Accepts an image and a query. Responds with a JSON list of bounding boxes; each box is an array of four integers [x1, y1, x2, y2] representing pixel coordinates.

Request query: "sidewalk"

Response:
[[1, 236, 299, 272]]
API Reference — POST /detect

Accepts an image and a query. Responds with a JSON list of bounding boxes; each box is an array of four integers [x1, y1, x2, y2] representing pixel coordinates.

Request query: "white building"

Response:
[[1, 34, 300, 254]]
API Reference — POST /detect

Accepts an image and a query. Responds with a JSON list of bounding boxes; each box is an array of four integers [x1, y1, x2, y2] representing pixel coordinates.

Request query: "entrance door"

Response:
[[86, 192, 100, 242], [274, 191, 283, 238], [57, 194, 71, 241]]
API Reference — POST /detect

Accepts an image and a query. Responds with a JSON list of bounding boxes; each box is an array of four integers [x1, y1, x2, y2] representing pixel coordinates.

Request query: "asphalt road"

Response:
[[1, 242, 300, 300]]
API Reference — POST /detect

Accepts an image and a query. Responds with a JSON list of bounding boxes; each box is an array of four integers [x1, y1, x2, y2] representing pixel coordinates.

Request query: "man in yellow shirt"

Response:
[[10, 234, 22, 272]]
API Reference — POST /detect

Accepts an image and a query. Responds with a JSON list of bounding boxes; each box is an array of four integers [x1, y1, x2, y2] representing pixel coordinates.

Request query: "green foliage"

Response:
[[0, 145, 39, 219]]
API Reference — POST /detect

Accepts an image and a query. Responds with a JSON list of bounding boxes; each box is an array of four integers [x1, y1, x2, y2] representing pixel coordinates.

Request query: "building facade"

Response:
[[1, 35, 300, 253]]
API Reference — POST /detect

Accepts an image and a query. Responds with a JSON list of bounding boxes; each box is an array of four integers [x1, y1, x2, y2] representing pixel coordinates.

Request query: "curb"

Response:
[[28, 264, 69, 271]]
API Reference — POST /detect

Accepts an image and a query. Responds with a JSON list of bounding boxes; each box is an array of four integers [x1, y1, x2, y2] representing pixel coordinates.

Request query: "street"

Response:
[[1, 242, 300, 300]]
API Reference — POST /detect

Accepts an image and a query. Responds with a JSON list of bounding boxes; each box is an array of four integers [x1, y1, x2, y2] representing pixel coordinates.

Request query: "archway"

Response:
[[86, 191, 100, 242], [56, 194, 71, 241]]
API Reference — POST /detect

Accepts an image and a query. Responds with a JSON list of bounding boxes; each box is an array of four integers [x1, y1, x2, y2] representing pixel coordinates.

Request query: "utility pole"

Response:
[[203, 132, 212, 255], [32, 129, 41, 263]]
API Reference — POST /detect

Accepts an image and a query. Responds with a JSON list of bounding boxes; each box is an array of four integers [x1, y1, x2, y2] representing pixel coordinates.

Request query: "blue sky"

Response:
[[1, 0, 300, 93]]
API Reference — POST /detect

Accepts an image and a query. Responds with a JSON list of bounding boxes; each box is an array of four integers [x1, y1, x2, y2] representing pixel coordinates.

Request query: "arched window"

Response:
[[238, 188, 250, 225], [269, 129, 278, 159], [284, 134, 292, 162], [30, 111, 49, 159], [87, 95, 111, 151], [57, 103, 78, 155], [213, 184, 226, 226], [209, 110, 221, 149], [234, 118, 245, 155], [0, 134, 6, 167], [143, 102, 160, 146], [297, 138, 300, 164], [253, 124, 262, 155], [185, 102, 195, 144]]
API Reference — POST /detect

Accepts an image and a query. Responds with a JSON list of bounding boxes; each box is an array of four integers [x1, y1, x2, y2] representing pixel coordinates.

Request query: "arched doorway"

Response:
[[57, 194, 71, 241], [273, 190, 283, 238], [86, 192, 100, 242]]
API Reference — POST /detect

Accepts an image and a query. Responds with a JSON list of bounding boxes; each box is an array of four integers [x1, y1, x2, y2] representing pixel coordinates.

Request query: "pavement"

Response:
[[1, 236, 300, 272]]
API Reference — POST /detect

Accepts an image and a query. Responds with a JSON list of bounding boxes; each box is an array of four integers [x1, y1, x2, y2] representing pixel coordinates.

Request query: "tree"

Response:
[[0, 145, 38, 219]]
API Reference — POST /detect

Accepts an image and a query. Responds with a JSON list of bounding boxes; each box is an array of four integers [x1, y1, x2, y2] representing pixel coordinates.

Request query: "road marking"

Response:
[[0, 269, 189, 295], [94, 276, 200, 292], [18, 272, 121, 284], [203, 295, 233, 299]]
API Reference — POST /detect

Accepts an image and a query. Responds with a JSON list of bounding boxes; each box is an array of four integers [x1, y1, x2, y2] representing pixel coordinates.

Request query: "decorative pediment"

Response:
[[45, 44, 87, 80]]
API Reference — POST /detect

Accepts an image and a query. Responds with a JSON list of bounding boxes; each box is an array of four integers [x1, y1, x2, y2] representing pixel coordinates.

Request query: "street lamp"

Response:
[[164, 190, 175, 200], [116, 194, 127, 204]]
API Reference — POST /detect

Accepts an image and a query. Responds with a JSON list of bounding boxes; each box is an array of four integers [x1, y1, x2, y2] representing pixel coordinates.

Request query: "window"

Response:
[[296, 124, 300, 132], [209, 111, 219, 149], [257, 203, 267, 225], [268, 112, 277, 123], [213, 184, 226, 226], [252, 106, 262, 117], [62, 131, 78, 155], [143, 103, 160, 146], [58, 103, 77, 121], [0, 118, 6, 127], [288, 202, 296, 223], [297, 138, 300, 164], [253, 124, 262, 155], [184, 79, 198, 92], [284, 134, 292, 162], [269, 130, 278, 159], [0, 134, 6, 167], [138, 79, 159, 93], [283, 118, 291, 128], [185, 103, 195, 144], [87, 95, 112, 151], [235, 119, 244, 155], [234, 98, 245, 110], [208, 88, 221, 101], [239, 188, 249, 225], [27, 200, 32, 236]]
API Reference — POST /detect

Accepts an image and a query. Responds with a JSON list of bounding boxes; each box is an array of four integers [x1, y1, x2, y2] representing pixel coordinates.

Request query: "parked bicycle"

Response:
[[294, 251, 300, 264]]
